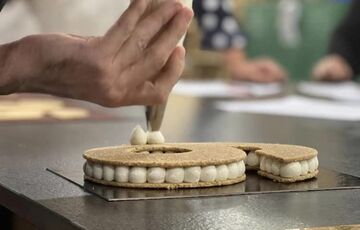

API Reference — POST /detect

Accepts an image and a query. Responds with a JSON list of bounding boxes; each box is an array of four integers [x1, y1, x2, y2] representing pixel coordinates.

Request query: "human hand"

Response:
[[223, 49, 287, 82], [224, 51, 287, 83], [312, 55, 353, 81], [0, 0, 193, 106]]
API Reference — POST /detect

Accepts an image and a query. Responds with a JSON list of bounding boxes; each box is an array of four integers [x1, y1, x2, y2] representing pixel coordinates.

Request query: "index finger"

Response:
[[104, 0, 151, 49]]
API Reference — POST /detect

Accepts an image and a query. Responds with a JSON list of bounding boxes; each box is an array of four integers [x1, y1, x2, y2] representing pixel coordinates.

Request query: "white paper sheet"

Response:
[[216, 95, 360, 121], [172, 80, 283, 98], [297, 81, 360, 102]]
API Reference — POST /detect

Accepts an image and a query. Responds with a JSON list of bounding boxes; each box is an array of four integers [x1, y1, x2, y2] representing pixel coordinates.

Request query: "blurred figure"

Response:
[[193, 0, 287, 82], [312, 0, 360, 81]]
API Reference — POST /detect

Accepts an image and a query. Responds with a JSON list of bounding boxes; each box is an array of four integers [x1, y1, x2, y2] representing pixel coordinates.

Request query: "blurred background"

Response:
[[185, 0, 351, 81], [0, 0, 353, 81], [0, 0, 359, 124]]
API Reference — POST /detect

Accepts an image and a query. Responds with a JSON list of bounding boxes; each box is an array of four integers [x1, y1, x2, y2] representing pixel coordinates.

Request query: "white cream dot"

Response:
[[271, 161, 281, 176], [265, 158, 273, 173], [280, 162, 302, 178], [147, 167, 166, 183], [260, 156, 267, 171], [103, 165, 115, 181], [238, 161, 245, 176], [216, 165, 229, 181], [129, 167, 147, 183], [115, 166, 129, 183], [147, 131, 165, 144], [300, 161, 309, 176], [93, 163, 103, 180], [246, 151, 259, 166], [84, 162, 93, 177], [314, 157, 319, 168], [228, 162, 239, 179], [308, 157, 319, 172], [166, 168, 184, 183], [200, 166, 217, 182], [130, 125, 147, 145], [184, 166, 201, 183]]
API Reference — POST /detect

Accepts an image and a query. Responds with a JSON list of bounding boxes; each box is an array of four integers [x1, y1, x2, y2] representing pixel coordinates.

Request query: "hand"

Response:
[[223, 50, 287, 83], [312, 55, 353, 81], [0, 0, 193, 106]]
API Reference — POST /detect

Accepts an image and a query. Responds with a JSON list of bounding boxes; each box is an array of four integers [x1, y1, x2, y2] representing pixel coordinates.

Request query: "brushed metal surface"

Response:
[[47, 167, 360, 202]]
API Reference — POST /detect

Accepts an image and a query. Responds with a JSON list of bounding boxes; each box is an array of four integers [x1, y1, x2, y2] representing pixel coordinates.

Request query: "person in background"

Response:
[[194, 0, 287, 82], [0, 0, 193, 106], [312, 0, 360, 81]]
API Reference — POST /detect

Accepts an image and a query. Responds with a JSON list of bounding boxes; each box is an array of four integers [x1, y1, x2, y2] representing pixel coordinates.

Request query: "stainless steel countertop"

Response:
[[0, 94, 360, 230]]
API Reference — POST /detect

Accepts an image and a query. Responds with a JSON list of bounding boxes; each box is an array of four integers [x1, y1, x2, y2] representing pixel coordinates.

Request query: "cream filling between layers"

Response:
[[259, 156, 319, 178], [84, 160, 245, 184], [245, 151, 260, 167]]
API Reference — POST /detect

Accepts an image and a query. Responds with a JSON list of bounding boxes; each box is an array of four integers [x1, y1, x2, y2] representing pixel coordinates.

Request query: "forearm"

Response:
[[0, 36, 50, 95], [0, 41, 22, 94]]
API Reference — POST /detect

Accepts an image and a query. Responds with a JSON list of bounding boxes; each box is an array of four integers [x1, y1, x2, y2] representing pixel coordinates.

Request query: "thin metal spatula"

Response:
[[145, 102, 167, 132]]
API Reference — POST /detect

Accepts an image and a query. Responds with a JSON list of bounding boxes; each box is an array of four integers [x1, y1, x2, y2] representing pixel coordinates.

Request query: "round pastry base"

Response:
[[84, 174, 246, 190]]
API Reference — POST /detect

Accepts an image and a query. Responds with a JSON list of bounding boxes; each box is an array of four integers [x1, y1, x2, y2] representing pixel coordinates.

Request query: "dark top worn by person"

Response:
[[329, 0, 360, 76], [0, 0, 6, 11], [193, 0, 246, 50]]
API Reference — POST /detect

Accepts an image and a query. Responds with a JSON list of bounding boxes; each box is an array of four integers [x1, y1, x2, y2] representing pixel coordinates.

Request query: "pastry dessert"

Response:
[[83, 142, 246, 189], [83, 126, 319, 189], [239, 143, 319, 182]]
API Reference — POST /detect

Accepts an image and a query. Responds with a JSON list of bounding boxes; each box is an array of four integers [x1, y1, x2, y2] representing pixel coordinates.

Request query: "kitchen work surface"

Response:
[[1, 94, 360, 230], [47, 167, 360, 201], [297, 81, 360, 102], [0, 93, 124, 123], [216, 95, 360, 121], [172, 80, 284, 98]]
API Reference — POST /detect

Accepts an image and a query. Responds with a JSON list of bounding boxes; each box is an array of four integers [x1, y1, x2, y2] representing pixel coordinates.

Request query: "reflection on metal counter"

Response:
[[47, 168, 360, 202]]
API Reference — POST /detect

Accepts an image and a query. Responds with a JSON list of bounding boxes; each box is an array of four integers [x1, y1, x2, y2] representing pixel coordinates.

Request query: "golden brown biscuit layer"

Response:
[[235, 143, 318, 162], [84, 143, 246, 167]]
